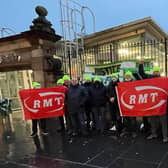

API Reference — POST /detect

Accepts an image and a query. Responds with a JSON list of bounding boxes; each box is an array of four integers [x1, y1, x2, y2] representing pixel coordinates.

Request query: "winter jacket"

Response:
[[89, 82, 107, 107], [66, 84, 88, 114], [138, 64, 160, 79], [83, 82, 93, 107], [107, 80, 119, 100], [107, 80, 120, 115], [107, 80, 120, 105]]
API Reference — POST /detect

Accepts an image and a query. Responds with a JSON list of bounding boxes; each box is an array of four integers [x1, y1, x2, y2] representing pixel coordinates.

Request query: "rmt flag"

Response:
[[19, 87, 67, 120], [116, 77, 168, 117]]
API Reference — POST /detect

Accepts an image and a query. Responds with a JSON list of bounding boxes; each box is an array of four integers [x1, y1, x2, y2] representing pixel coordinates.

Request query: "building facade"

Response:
[[57, 17, 168, 77]]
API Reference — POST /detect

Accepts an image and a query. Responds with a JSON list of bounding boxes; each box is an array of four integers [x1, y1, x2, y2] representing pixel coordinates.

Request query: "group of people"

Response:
[[30, 60, 168, 143]]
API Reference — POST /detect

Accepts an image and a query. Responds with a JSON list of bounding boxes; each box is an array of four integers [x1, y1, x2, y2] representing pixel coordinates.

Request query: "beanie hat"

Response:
[[85, 76, 91, 81], [111, 73, 118, 78], [63, 75, 70, 81], [94, 77, 101, 82], [57, 79, 64, 84], [124, 71, 133, 77]]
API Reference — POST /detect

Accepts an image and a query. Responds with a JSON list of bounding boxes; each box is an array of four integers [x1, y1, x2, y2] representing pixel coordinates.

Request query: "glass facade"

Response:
[[0, 70, 33, 110], [84, 34, 166, 74]]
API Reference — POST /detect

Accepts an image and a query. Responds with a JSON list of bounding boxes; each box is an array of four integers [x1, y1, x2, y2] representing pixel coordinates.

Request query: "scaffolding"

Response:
[[59, 0, 95, 78]]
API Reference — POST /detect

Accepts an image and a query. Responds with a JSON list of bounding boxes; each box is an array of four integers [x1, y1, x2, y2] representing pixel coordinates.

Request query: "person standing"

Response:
[[120, 71, 137, 138], [89, 77, 107, 134], [83, 76, 94, 129], [107, 73, 123, 134], [56, 79, 67, 133], [62, 75, 73, 134], [139, 60, 168, 143], [66, 78, 88, 136], [30, 82, 48, 137]]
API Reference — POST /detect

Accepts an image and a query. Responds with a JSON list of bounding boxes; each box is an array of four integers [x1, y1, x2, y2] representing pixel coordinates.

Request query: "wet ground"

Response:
[[0, 112, 168, 168]]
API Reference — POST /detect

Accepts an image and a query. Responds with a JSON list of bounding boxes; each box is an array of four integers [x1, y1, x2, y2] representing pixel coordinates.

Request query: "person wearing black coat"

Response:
[[139, 60, 168, 143], [89, 77, 107, 133], [56, 79, 67, 133], [83, 76, 94, 129], [66, 78, 88, 136], [62, 75, 73, 134], [107, 73, 123, 134]]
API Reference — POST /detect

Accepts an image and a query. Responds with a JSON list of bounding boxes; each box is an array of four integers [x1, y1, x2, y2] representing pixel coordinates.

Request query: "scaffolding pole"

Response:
[[59, 0, 95, 78]]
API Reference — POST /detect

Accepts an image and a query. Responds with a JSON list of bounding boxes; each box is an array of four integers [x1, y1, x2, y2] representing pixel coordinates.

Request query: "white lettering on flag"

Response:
[[43, 98, 53, 107], [138, 94, 148, 104], [54, 97, 62, 105], [33, 100, 41, 108], [129, 95, 136, 104], [150, 92, 158, 102]]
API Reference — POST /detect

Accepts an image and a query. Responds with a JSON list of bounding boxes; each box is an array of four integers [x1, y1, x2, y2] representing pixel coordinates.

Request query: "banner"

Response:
[[116, 77, 168, 117], [19, 87, 67, 120]]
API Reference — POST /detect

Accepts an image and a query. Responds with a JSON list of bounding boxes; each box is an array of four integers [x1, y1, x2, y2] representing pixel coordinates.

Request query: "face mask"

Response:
[[112, 78, 117, 82], [125, 78, 131, 82]]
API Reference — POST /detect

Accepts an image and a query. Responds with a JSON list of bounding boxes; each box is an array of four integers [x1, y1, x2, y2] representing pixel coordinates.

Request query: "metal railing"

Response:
[[57, 39, 168, 77]]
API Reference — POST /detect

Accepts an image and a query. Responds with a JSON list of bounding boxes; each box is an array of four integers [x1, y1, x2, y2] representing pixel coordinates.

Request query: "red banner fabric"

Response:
[[116, 77, 168, 117], [19, 87, 67, 120]]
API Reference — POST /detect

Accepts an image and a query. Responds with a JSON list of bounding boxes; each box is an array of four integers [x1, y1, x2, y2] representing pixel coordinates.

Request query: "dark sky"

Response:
[[1, 0, 168, 36]]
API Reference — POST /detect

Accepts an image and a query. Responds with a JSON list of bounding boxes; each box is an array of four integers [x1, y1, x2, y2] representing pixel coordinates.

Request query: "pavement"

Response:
[[0, 112, 168, 168]]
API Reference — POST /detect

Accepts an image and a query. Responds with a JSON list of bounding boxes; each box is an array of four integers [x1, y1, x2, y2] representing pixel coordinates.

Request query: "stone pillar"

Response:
[[31, 48, 46, 87], [31, 42, 63, 88]]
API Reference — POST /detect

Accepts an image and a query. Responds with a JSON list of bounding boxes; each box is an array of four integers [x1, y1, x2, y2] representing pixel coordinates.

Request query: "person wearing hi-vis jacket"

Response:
[[30, 82, 48, 137], [139, 60, 168, 143]]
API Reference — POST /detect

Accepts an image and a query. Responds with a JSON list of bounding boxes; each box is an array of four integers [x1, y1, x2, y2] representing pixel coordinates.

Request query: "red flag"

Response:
[[19, 86, 67, 120], [116, 77, 168, 117]]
